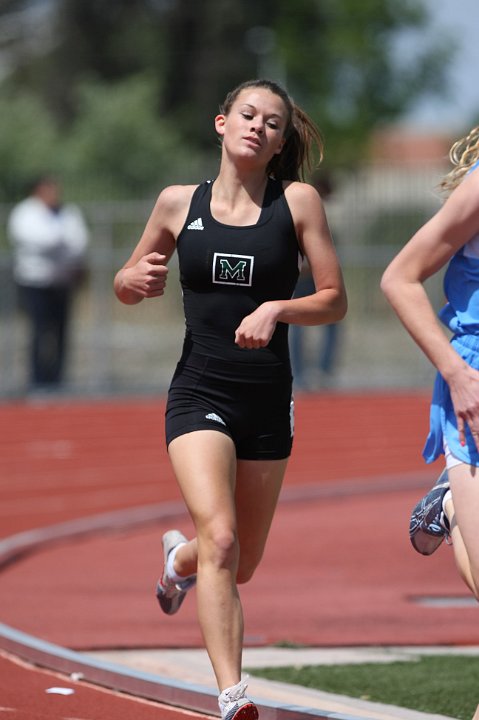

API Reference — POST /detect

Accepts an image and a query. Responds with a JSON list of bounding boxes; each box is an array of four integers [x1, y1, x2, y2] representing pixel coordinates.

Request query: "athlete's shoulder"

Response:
[[146, 184, 201, 239], [283, 179, 320, 199], [156, 184, 199, 213], [283, 180, 323, 215]]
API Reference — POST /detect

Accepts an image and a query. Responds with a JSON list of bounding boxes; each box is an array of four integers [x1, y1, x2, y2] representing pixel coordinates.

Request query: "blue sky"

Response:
[[403, 0, 479, 131]]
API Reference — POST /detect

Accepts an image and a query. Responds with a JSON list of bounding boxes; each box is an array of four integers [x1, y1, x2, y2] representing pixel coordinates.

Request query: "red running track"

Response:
[[0, 392, 478, 717], [0, 649, 202, 720]]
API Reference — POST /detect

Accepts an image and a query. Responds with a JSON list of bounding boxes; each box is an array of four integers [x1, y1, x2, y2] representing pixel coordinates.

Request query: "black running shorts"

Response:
[[165, 357, 294, 461]]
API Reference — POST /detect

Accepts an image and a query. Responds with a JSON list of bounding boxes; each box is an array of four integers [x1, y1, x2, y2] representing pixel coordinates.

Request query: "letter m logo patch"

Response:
[[212, 253, 254, 286]]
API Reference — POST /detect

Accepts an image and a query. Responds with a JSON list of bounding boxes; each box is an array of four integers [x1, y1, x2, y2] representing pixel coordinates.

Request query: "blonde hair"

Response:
[[440, 125, 479, 195], [220, 79, 324, 182]]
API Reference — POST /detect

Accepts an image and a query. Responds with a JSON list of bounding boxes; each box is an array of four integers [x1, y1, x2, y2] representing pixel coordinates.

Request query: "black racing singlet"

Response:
[[176, 178, 301, 380]]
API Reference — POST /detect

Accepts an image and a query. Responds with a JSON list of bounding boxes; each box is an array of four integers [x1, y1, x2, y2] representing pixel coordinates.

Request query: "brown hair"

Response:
[[220, 79, 324, 182], [439, 125, 479, 195]]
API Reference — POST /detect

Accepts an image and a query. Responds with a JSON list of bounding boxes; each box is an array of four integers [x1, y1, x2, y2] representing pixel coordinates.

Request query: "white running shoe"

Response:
[[218, 679, 259, 720], [155, 529, 196, 615]]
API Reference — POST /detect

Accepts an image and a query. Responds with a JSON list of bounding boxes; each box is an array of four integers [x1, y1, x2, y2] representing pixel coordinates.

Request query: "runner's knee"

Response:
[[198, 525, 239, 572]]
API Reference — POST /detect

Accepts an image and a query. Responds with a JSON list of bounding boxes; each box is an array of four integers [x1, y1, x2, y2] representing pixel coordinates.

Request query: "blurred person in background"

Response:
[[8, 175, 89, 393], [115, 78, 346, 720], [289, 170, 342, 390], [382, 125, 479, 720]]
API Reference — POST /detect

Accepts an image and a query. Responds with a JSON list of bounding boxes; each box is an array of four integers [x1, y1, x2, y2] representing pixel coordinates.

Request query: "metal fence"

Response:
[[0, 163, 448, 399]]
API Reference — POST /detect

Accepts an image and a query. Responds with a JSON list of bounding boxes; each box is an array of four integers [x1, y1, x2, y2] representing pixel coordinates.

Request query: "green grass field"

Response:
[[248, 655, 479, 720]]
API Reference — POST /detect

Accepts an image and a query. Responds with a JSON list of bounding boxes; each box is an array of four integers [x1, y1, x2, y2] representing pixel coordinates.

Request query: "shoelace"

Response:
[[219, 677, 249, 707]]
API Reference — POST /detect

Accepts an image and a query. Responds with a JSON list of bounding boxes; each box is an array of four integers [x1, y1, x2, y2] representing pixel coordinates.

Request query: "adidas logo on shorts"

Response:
[[205, 412, 226, 426]]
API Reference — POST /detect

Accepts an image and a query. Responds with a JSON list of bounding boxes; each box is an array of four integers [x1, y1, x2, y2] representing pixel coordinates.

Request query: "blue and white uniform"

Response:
[[423, 161, 479, 465]]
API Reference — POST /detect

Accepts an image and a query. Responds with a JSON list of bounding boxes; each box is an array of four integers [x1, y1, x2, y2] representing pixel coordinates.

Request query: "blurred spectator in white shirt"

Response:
[[8, 175, 89, 392]]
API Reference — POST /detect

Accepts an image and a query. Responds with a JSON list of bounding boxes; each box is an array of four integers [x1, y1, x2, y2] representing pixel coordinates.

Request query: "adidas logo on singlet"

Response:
[[187, 217, 204, 231]]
